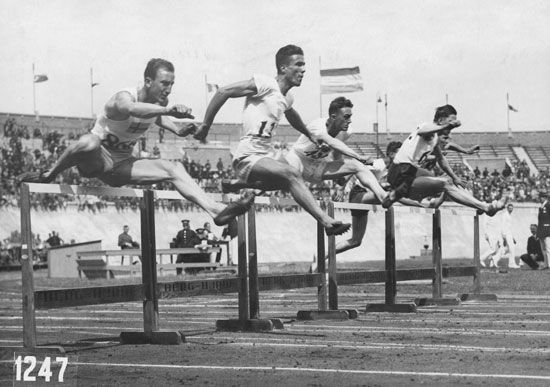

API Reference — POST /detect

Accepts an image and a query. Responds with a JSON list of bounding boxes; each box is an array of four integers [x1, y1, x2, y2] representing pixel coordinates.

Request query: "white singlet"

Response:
[[233, 74, 294, 161], [393, 124, 438, 167], [91, 87, 156, 155]]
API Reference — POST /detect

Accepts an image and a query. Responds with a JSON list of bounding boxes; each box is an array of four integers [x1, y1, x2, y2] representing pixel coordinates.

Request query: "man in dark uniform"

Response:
[[174, 219, 202, 275], [520, 224, 544, 269], [538, 193, 550, 269]]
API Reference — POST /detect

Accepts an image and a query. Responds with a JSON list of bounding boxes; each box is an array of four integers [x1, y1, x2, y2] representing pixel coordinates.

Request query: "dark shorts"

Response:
[[387, 163, 434, 199], [349, 185, 370, 217]]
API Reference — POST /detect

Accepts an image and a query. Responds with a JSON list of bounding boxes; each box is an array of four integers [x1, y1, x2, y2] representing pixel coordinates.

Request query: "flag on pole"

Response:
[[206, 82, 218, 93], [384, 94, 387, 108], [377, 96, 382, 103], [508, 104, 518, 112], [91, 82, 99, 88], [33, 74, 48, 83], [320, 66, 363, 94]]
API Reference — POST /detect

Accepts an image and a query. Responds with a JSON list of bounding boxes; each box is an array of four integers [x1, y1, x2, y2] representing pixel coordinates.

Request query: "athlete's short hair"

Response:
[[433, 104, 457, 123], [275, 45, 304, 74], [328, 97, 353, 116], [386, 141, 402, 156], [144, 58, 174, 80]]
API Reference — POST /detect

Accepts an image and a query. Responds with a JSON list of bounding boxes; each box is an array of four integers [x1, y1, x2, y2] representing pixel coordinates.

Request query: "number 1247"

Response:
[[14, 356, 69, 382]]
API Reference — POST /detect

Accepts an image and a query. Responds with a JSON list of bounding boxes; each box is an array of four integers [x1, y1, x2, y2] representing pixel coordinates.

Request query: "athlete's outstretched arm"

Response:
[[156, 116, 197, 137], [111, 92, 192, 120], [194, 79, 258, 141], [312, 132, 371, 164], [417, 120, 461, 135], [434, 145, 465, 188], [446, 142, 480, 155], [284, 108, 318, 142]]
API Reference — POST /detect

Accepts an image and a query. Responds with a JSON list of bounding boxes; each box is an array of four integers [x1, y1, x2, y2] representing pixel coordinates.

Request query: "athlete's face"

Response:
[[281, 55, 305, 87], [332, 107, 352, 132], [438, 129, 451, 146], [145, 68, 175, 104]]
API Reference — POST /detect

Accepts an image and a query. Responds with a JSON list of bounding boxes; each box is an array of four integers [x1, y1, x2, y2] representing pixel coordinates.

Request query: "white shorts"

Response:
[[284, 149, 327, 184], [232, 136, 279, 183]]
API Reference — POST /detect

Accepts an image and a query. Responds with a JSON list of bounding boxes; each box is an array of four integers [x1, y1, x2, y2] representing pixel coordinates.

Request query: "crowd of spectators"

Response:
[[2, 118, 550, 217]]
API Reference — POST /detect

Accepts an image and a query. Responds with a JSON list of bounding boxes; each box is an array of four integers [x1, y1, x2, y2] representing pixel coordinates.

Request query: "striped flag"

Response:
[[320, 66, 363, 94], [33, 74, 48, 83], [508, 104, 518, 112]]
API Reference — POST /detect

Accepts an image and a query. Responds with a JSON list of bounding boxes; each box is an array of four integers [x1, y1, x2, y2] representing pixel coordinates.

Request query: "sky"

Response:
[[0, 0, 549, 133]]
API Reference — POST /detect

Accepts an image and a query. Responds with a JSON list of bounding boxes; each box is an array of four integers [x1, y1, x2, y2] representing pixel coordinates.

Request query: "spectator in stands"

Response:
[[482, 167, 489, 178], [216, 158, 224, 173], [118, 225, 138, 249], [158, 126, 165, 143], [473, 166, 481, 178], [174, 219, 202, 275], [520, 224, 544, 269], [46, 231, 62, 247]]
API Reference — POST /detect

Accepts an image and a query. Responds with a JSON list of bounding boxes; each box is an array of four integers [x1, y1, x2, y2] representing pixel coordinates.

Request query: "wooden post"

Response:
[[237, 214, 249, 322], [20, 183, 37, 348], [317, 222, 327, 311], [473, 214, 481, 294], [327, 202, 338, 310], [432, 209, 443, 298], [248, 206, 259, 319], [140, 189, 158, 333], [385, 207, 396, 305]]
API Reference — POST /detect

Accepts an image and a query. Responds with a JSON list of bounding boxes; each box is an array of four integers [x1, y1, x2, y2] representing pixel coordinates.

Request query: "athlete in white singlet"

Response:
[[20, 58, 253, 226], [193, 45, 350, 236], [284, 96, 393, 206], [387, 104, 507, 216]]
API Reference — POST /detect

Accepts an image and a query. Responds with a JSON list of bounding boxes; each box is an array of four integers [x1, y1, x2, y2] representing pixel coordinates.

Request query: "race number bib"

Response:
[[101, 133, 137, 151]]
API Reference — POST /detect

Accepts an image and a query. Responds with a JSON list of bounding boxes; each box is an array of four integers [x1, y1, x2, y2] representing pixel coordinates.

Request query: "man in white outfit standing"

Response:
[[501, 203, 519, 268], [481, 212, 503, 268]]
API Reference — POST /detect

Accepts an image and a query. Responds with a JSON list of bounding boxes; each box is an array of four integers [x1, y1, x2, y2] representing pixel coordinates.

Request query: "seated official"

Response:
[[520, 224, 544, 270]]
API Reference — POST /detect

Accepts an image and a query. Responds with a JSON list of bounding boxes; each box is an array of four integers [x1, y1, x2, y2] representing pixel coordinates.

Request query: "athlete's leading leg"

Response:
[[321, 159, 388, 202], [248, 158, 348, 233], [108, 158, 252, 225]]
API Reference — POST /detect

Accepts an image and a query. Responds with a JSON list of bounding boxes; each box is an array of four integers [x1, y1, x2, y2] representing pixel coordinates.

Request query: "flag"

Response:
[[206, 82, 218, 93], [384, 95, 387, 108], [33, 74, 48, 83], [91, 82, 99, 88], [320, 66, 363, 94], [508, 104, 518, 112], [377, 96, 382, 103]]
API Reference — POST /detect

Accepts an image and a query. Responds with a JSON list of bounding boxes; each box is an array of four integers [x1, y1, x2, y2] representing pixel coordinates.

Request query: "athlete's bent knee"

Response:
[[76, 134, 101, 153]]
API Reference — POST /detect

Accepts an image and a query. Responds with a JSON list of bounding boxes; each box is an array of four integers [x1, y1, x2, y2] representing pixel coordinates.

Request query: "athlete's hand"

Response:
[[193, 123, 210, 143], [167, 104, 194, 119], [358, 156, 374, 165], [333, 188, 345, 202], [177, 123, 197, 137], [467, 145, 480, 154], [447, 119, 461, 129], [452, 177, 466, 189]]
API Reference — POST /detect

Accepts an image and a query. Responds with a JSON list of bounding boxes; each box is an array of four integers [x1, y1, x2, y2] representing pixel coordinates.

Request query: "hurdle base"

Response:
[[414, 297, 461, 306], [365, 303, 417, 313], [457, 293, 498, 302], [216, 319, 274, 332], [270, 318, 285, 329], [297, 309, 358, 320], [119, 330, 184, 345]]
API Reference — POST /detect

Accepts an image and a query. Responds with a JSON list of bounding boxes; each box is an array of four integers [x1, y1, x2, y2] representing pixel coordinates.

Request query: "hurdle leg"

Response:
[[415, 209, 460, 306], [217, 213, 273, 331], [15, 184, 64, 353], [458, 213, 497, 302], [366, 207, 416, 313], [120, 190, 182, 344], [248, 206, 259, 319], [297, 202, 355, 320]]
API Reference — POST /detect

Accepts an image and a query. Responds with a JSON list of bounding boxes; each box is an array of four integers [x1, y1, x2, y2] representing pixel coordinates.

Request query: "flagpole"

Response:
[[507, 92, 511, 137], [445, 93, 448, 104], [384, 93, 388, 139], [90, 67, 94, 118], [319, 56, 323, 117], [204, 74, 208, 113], [32, 63, 37, 118]]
